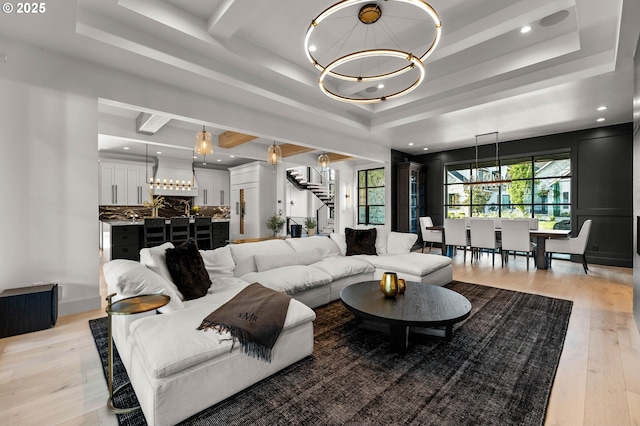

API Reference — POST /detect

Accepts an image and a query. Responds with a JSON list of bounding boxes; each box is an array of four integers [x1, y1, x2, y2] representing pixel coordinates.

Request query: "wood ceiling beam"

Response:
[[218, 131, 258, 148], [326, 153, 352, 162], [280, 144, 315, 157]]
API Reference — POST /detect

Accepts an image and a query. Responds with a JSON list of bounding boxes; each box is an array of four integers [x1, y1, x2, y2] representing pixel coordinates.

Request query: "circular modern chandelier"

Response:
[[304, 0, 442, 104]]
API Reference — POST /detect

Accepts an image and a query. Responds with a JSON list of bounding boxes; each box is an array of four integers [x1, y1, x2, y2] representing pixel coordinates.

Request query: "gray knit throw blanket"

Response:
[[197, 283, 291, 362]]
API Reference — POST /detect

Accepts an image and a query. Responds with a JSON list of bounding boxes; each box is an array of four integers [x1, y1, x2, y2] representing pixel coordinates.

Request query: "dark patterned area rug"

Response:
[[89, 281, 572, 425]]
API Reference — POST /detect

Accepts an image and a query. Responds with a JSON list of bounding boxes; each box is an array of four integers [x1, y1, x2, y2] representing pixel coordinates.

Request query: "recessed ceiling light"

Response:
[[408, 142, 414, 146], [309, 45, 317, 52], [230, 155, 235, 158], [217, 159, 222, 162], [597, 118, 605, 122], [193, 155, 197, 159], [521, 25, 532, 34], [156, 151, 162, 155], [597, 106, 607, 111], [123, 146, 130, 150], [423, 147, 429, 151], [377, 83, 384, 89]]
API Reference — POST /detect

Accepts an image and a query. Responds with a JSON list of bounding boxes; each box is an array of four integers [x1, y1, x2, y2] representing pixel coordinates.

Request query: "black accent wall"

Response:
[[393, 123, 633, 267]]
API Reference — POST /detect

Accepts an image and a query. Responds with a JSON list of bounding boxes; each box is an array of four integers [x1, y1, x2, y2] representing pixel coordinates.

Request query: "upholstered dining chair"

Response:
[[545, 219, 593, 273], [443, 218, 470, 262], [419, 216, 442, 252], [500, 219, 536, 270], [469, 219, 501, 266]]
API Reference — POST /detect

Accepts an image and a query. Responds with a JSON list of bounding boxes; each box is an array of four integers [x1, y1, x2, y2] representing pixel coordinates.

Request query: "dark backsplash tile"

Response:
[[99, 196, 230, 220]]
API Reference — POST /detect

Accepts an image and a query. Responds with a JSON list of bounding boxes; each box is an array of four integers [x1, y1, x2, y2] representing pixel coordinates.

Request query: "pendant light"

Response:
[[195, 125, 213, 164], [267, 141, 282, 166], [318, 152, 330, 169]]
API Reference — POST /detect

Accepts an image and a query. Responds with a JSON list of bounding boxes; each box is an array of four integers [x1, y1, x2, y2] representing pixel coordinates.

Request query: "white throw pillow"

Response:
[[254, 249, 323, 272], [329, 233, 347, 256], [386, 232, 418, 254], [139, 242, 183, 300], [102, 260, 184, 312], [199, 246, 235, 279]]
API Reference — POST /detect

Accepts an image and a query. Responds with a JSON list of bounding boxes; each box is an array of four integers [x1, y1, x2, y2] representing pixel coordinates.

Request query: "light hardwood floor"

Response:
[[0, 250, 638, 425]]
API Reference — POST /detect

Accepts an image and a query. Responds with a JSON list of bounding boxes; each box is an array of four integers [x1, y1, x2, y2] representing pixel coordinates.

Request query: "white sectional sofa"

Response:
[[102, 231, 452, 425]]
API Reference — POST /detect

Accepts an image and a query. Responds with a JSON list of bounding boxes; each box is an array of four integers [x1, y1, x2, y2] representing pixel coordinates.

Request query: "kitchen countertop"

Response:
[[102, 218, 230, 226]]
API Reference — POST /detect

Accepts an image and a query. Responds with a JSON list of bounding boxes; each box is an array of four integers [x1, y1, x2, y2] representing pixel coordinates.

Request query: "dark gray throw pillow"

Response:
[[165, 238, 211, 300], [345, 227, 377, 256]]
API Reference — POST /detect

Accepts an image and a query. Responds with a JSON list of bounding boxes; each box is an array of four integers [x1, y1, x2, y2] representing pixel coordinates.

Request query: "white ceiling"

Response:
[[0, 0, 638, 163]]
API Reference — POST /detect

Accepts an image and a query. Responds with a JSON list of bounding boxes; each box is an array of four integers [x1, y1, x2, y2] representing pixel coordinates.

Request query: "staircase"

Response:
[[286, 167, 335, 234], [286, 168, 334, 208]]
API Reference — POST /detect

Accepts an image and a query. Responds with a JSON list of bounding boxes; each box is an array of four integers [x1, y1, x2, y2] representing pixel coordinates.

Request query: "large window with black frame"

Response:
[[358, 168, 385, 225], [444, 152, 571, 230]]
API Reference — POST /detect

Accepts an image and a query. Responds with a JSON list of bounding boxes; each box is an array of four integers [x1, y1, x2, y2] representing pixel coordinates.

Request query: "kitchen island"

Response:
[[100, 218, 230, 261]]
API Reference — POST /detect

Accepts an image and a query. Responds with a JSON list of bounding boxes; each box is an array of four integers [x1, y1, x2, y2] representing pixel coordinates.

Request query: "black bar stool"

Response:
[[143, 218, 167, 248], [169, 217, 190, 245], [194, 217, 212, 249]]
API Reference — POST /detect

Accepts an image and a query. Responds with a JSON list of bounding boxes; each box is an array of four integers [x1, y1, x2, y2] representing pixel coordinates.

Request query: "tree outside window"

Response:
[[445, 152, 570, 229], [358, 168, 385, 225]]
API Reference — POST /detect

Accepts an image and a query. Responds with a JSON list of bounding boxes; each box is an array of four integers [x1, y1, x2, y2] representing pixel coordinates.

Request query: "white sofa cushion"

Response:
[[386, 232, 418, 254], [362, 253, 452, 276], [139, 242, 183, 300], [254, 249, 323, 272], [103, 260, 184, 312], [310, 256, 374, 280], [241, 265, 332, 294], [229, 240, 295, 277], [200, 246, 236, 279], [285, 236, 341, 257], [129, 296, 316, 379]]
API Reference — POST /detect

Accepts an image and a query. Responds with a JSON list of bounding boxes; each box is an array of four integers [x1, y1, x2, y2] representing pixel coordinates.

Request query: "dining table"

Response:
[[426, 225, 570, 270]]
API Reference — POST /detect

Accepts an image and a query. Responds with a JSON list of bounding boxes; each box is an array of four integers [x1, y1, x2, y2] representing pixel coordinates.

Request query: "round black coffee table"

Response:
[[340, 281, 471, 353]]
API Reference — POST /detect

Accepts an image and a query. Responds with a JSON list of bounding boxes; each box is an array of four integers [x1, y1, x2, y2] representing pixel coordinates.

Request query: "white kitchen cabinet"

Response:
[[100, 161, 127, 205], [194, 168, 230, 206], [229, 162, 277, 240], [127, 165, 152, 205], [214, 173, 230, 205], [100, 160, 152, 206]]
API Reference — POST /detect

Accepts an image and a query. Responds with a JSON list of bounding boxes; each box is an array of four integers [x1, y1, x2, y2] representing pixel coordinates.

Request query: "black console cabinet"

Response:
[[0, 284, 58, 337]]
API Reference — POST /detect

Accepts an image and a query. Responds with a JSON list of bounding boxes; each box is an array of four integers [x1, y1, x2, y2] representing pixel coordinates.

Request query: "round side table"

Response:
[[105, 293, 170, 414]]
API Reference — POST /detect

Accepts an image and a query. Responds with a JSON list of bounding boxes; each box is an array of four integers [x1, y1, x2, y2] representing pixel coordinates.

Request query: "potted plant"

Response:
[[305, 217, 317, 236], [266, 210, 285, 237]]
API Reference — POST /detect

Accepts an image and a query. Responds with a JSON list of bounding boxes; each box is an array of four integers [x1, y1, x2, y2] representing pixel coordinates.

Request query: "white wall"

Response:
[[0, 79, 100, 315], [331, 162, 356, 233]]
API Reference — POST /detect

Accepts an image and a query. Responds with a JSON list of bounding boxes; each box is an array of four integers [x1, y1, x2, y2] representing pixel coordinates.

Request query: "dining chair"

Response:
[[143, 218, 167, 248], [514, 217, 539, 230], [469, 219, 501, 266], [419, 216, 442, 252], [545, 219, 593, 273], [500, 219, 536, 270], [443, 218, 470, 262]]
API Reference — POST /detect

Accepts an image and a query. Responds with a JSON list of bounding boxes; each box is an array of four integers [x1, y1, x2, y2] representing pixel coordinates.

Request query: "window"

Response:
[[358, 168, 385, 225], [444, 152, 571, 229]]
